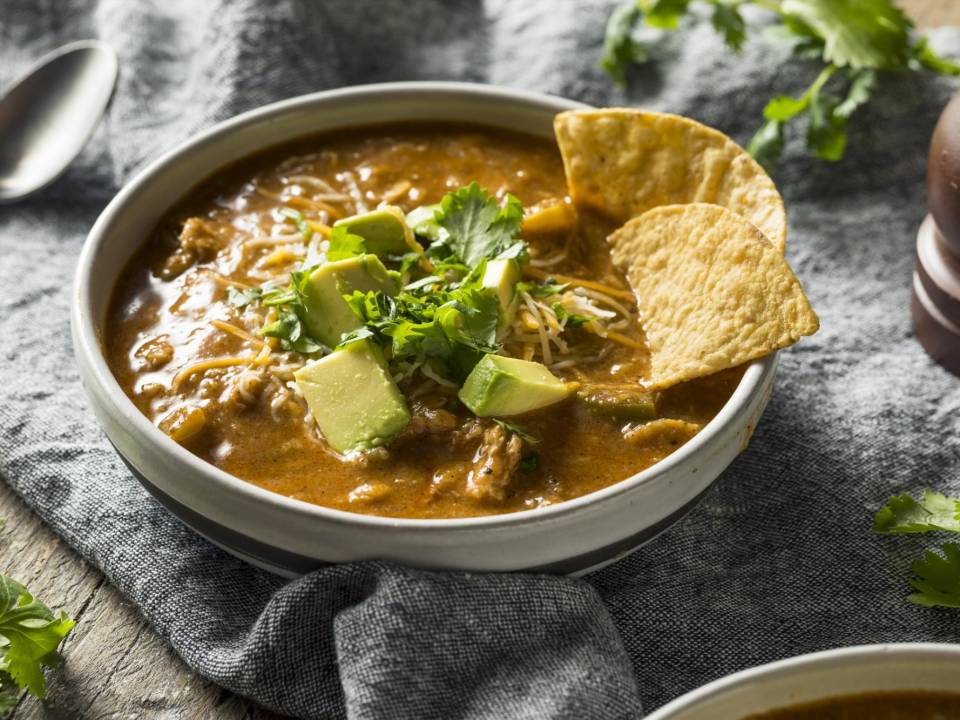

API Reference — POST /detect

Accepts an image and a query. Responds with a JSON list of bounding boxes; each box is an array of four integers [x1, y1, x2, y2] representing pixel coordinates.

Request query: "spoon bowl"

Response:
[[0, 40, 117, 202]]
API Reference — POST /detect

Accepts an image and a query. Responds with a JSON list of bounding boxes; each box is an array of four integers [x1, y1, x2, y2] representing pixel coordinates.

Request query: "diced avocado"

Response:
[[333, 206, 412, 256], [294, 341, 410, 453], [482, 258, 521, 328], [405, 203, 447, 242], [577, 385, 659, 421], [300, 255, 396, 347], [458, 354, 576, 417]]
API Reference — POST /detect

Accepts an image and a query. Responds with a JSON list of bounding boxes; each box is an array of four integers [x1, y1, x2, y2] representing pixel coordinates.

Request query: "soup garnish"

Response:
[[106, 114, 817, 518]]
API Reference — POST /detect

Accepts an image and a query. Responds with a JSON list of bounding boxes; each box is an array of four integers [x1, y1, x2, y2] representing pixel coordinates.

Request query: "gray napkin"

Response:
[[3, 1, 960, 718]]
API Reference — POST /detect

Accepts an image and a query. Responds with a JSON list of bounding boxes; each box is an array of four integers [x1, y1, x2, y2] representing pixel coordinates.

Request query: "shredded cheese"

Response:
[[529, 251, 568, 268], [521, 293, 553, 365], [172, 356, 258, 390], [340, 171, 368, 213], [203, 271, 253, 289], [210, 320, 266, 347], [283, 175, 341, 195], [524, 267, 636, 301]]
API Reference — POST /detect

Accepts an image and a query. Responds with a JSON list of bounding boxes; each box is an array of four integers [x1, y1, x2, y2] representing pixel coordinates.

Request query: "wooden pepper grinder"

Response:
[[913, 91, 960, 376]]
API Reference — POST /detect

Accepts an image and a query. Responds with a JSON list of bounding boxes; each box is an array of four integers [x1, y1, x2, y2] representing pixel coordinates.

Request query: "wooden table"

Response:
[[1, 1, 956, 717]]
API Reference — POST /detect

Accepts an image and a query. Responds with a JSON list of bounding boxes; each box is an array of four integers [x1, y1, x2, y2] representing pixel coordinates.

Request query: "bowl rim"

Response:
[[73, 80, 778, 531], [644, 642, 960, 719]]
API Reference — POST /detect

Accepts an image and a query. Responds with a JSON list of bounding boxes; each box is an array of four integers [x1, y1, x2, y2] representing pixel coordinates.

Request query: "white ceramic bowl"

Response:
[[645, 643, 960, 719], [72, 82, 778, 576]]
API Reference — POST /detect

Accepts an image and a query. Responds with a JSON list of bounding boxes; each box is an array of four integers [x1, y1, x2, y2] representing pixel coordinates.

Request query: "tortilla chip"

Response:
[[554, 109, 787, 253], [609, 203, 818, 389]]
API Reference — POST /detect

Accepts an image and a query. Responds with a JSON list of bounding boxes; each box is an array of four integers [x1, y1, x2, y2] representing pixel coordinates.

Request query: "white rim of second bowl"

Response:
[[644, 643, 960, 719], [73, 81, 778, 531]]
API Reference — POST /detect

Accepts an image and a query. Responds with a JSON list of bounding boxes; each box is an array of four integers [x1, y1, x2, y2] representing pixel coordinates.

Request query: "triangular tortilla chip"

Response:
[[609, 203, 818, 389], [554, 109, 787, 253]]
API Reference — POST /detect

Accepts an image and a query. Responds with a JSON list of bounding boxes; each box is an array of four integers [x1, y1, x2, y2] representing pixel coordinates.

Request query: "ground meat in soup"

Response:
[[105, 123, 742, 519]]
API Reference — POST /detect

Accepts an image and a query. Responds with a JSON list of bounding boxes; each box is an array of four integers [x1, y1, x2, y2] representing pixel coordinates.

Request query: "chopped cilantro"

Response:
[[493, 419, 541, 444], [519, 453, 539, 472], [602, 0, 960, 168], [340, 285, 501, 384], [0, 574, 75, 704], [327, 225, 367, 262], [278, 207, 312, 240], [517, 279, 569, 298], [226, 286, 262, 308], [874, 491, 960, 535], [435, 183, 526, 269], [256, 268, 328, 355], [552, 303, 592, 328]]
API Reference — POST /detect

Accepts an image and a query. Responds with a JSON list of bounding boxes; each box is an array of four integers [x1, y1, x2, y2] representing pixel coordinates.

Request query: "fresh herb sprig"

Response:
[[602, 0, 960, 169], [0, 574, 75, 712], [875, 490, 960, 608]]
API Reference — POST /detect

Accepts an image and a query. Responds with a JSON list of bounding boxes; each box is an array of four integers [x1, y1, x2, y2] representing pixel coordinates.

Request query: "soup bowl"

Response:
[[72, 82, 778, 576], [645, 643, 960, 719]]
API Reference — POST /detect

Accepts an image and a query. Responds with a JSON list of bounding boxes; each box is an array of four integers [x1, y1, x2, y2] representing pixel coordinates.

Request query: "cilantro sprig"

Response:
[[602, 0, 960, 169], [0, 574, 75, 710], [435, 183, 527, 268], [874, 490, 960, 609]]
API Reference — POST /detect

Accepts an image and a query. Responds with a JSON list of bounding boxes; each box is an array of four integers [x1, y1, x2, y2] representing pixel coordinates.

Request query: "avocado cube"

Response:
[[333, 206, 412, 256], [300, 255, 396, 348], [294, 341, 410, 453], [482, 258, 521, 328], [458, 354, 575, 417]]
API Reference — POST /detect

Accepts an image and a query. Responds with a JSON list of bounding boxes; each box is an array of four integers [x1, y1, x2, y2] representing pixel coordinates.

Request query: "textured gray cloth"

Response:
[[2, 1, 960, 718]]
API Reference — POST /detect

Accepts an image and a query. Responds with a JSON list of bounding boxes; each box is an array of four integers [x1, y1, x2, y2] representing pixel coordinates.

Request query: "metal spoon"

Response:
[[0, 41, 118, 203]]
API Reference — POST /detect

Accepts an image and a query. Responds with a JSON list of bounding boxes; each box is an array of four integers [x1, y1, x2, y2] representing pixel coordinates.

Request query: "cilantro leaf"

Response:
[[226, 286, 262, 308], [908, 543, 960, 609], [256, 268, 328, 355], [327, 225, 367, 262], [552, 303, 593, 328], [781, 0, 912, 71], [278, 207, 313, 240], [519, 453, 539, 472], [711, 1, 746, 52], [911, 37, 960, 76], [874, 491, 960, 535], [0, 575, 74, 699], [517, 279, 569, 298], [436, 183, 525, 270], [601, 1, 648, 86], [260, 307, 327, 355], [638, 0, 691, 30], [493, 419, 541, 444], [834, 69, 876, 119], [746, 118, 785, 172]]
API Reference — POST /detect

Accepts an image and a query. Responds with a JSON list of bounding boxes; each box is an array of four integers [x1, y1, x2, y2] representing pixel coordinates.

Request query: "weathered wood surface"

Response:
[[0, 1, 955, 717], [0, 481, 285, 719]]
